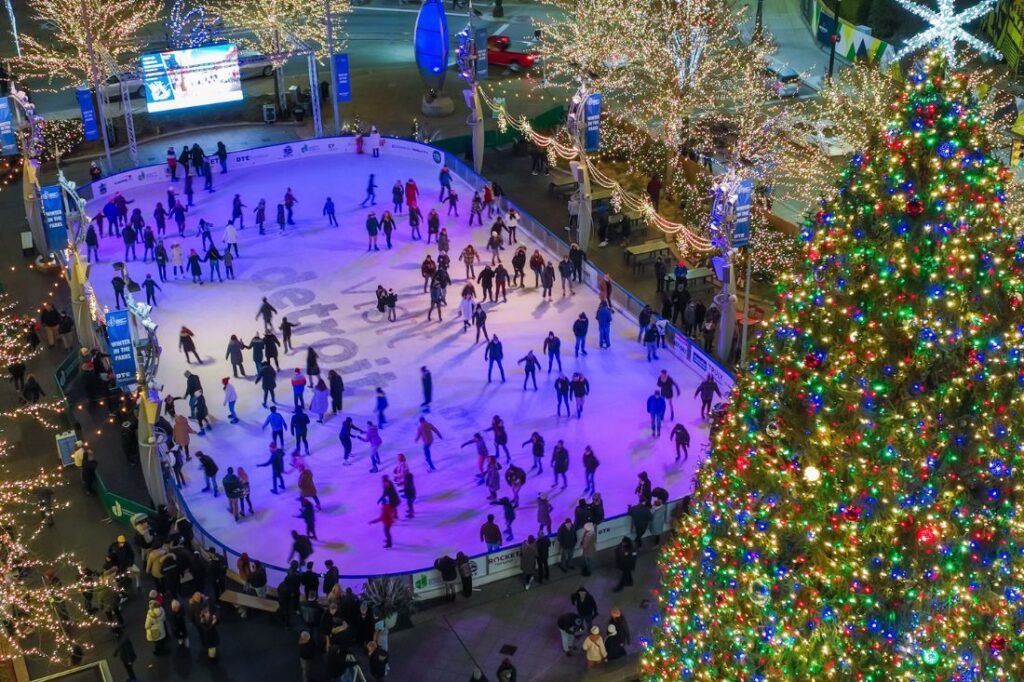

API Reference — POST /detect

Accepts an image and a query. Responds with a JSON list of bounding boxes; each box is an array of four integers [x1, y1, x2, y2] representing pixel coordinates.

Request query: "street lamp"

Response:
[[827, 0, 843, 81]]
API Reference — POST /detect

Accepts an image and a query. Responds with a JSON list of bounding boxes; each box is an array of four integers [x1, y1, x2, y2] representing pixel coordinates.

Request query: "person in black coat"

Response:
[[256, 363, 277, 407], [420, 366, 432, 411], [612, 537, 637, 592], [263, 331, 282, 370], [114, 632, 138, 681], [328, 369, 344, 413], [368, 641, 390, 681], [21, 374, 44, 403], [570, 586, 598, 632]]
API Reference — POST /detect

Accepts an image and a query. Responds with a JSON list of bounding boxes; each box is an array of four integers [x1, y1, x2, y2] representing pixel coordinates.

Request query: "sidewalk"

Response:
[[742, 0, 836, 90]]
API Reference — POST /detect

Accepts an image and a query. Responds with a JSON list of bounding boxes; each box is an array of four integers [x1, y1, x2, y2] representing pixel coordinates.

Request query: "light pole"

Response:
[[326, 0, 341, 136], [827, 0, 843, 81]]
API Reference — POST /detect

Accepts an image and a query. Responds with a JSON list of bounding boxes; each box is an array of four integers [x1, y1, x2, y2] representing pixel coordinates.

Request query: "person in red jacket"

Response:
[[370, 500, 397, 549], [404, 178, 419, 210]]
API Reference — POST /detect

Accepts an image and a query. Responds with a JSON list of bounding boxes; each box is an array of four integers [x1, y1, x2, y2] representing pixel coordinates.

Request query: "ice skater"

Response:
[[494, 263, 510, 303], [375, 387, 389, 427], [669, 422, 690, 462], [414, 416, 442, 471], [365, 212, 380, 251], [571, 372, 590, 418], [296, 498, 317, 539], [276, 203, 286, 232], [460, 244, 480, 280], [438, 165, 452, 201], [381, 210, 395, 249], [221, 377, 239, 424], [485, 415, 511, 463], [656, 370, 681, 420], [485, 335, 505, 383], [223, 222, 239, 257], [427, 281, 444, 321], [309, 378, 329, 423], [511, 247, 526, 287], [523, 432, 545, 473], [255, 199, 267, 234], [506, 208, 519, 243], [256, 362, 277, 406], [338, 417, 363, 464], [427, 208, 440, 243], [142, 275, 161, 306], [291, 406, 311, 455], [469, 193, 483, 226], [280, 317, 299, 353], [551, 440, 569, 489], [461, 432, 490, 479], [231, 194, 246, 228], [543, 332, 562, 373], [408, 204, 422, 240], [597, 301, 614, 349], [179, 326, 201, 364], [484, 456, 502, 501], [420, 366, 432, 412], [421, 255, 437, 293], [486, 231, 503, 265], [284, 188, 298, 224], [694, 374, 721, 419], [323, 197, 338, 226], [291, 369, 307, 409], [559, 256, 574, 296], [473, 304, 490, 343], [256, 297, 278, 333], [555, 373, 571, 417], [257, 442, 286, 493], [262, 405, 286, 448], [506, 462, 526, 507], [264, 331, 282, 370], [226, 335, 247, 377], [362, 422, 383, 473], [405, 178, 419, 211], [582, 446, 600, 495], [186, 249, 203, 284], [518, 350, 540, 391], [361, 174, 377, 208], [446, 188, 459, 216], [477, 264, 495, 303], [370, 497, 396, 549]]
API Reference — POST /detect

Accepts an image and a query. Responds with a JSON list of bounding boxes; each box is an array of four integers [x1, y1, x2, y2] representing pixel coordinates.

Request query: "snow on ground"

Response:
[[86, 151, 713, 575]]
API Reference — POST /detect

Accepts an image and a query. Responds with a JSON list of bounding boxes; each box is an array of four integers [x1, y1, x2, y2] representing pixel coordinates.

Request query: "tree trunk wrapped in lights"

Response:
[[13, 0, 160, 88], [643, 51, 1024, 680]]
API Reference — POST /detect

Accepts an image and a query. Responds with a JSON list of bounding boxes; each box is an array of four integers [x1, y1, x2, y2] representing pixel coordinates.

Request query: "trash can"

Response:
[[292, 106, 306, 123], [262, 104, 277, 124]]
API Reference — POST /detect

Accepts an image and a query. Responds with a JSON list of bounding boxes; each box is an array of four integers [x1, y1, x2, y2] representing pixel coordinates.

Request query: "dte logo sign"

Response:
[[234, 155, 250, 163]]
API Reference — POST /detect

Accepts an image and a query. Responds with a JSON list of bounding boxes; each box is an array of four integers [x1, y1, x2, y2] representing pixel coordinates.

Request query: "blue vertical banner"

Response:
[[732, 179, 755, 248], [75, 86, 100, 141], [40, 185, 68, 251], [475, 27, 489, 80], [333, 53, 351, 103], [584, 93, 601, 153], [104, 309, 137, 388], [0, 98, 17, 156]]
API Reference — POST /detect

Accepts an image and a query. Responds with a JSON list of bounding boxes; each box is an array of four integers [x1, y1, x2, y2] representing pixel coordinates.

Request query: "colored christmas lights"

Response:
[[642, 51, 1024, 681]]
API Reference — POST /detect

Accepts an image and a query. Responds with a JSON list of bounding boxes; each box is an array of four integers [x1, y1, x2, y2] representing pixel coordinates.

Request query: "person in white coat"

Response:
[[222, 377, 239, 424], [223, 222, 239, 258], [144, 599, 168, 655], [459, 293, 475, 333], [369, 126, 382, 158]]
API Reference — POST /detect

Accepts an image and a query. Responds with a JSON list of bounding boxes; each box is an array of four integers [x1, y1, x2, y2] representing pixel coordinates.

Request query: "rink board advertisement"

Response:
[[140, 43, 244, 113], [104, 309, 137, 387], [0, 97, 16, 156]]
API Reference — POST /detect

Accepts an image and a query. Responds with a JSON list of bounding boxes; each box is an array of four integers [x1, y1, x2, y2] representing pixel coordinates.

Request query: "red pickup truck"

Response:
[[486, 35, 539, 72]]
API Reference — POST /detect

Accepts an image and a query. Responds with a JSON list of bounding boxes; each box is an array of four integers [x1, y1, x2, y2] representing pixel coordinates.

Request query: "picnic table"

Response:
[[664, 267, 716, 289], [547, 167, 577, 198], [624, 239, 673, 273]]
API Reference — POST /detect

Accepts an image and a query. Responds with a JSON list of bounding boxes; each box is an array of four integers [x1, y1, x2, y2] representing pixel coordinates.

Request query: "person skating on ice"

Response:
[[551, 440, 569, 489], [290, 369, 307, 409], [427, 281, 444, 321], [493, 262, 510, 303], [186, 249, 203, 284], [485, 415, 511, 463], [361, 174, 377, 208], [461, 432, 490, 481], [370, 495, 397, 549], [573, 313, 589, 356], [477, 264, 495, 303], [485, 335, 505, 382], [414, 416, 442, 471], [438, 165, 453, 201], [385, 288, 398, 321], [380, 210, 396, 249], [420, 366, 432, 411], [655, 369, 681, 420], [460, 244, 480, 280], [483, 455, 502, 501], [221, 377, 239, 424], [296, 498, 317, 539], [391, 181, 403, 214], [427, 208, 440, 243], [473, 304, 489, 343], [361, 422, 383, 473], [279, 317, 299, 353], [322, 196, 338, 227], [437, 226, 450, 255], [284, 188, 298, 224], [446, 188, 459, 216], [263, 331, 281, 370], [408, 204, 422, 240], [291, 406, 311, 455], [529, 250, 544, 287], [571, 372, 590, 418], [223, 221, 239, 258], [142, 275, 161, 306], [694, 373, 721, 419], [541, 261, 556, 299], [254, 199, 267, 234], [511, 246, 526, 287], [365, 211, 380, 251], [421, 255, 436, 293], [469, 192, 483, 226], [276, 203, 286, 232], [225, 335, 247, 377], [505, 461, 526, 507], [486, 231, 503, 265], [596, 301, 614, 349], [559, 256, 575, 295], [459, 293, 475, 332], [256, 297, 278, 333], [405, 178, 419, 212], [338, 417, 363, 465], [262, 405, 286, 447], [582, 446, 600, 495], [518, 350, 540, 391], [231, 194, 246, 228], [256, 360, 278, 407], [669, 422, 690, 462], [179, 326, 201, 364]]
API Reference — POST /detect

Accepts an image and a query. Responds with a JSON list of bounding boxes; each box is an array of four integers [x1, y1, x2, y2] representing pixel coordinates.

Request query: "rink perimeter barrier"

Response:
[[80, 136, 735, 597]]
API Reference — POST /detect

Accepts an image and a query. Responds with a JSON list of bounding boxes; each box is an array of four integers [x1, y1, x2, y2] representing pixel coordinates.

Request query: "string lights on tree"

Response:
[[211, 0, 349, 62], [167, 0, 221, 50], [642, 48, 1024, 681], [14, 0, 160, 89]]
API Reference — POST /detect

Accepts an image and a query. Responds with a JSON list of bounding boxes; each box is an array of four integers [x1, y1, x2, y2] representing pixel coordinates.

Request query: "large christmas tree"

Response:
[[642, 51, 1024, 680]]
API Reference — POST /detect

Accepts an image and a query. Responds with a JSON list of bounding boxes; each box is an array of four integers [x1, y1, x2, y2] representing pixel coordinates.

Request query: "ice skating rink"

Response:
[[87, 146, 718, 574]]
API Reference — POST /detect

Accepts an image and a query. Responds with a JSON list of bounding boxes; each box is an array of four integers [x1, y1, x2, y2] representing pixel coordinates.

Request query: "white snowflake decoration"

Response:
[[894, 0, 1001, 66]]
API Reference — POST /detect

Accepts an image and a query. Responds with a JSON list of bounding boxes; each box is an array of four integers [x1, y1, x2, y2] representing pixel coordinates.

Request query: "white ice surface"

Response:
[[86, 151, 713, 575]]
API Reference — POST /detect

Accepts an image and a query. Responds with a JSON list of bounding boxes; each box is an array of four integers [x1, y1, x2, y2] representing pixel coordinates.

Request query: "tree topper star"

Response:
[[895, 0, 1000, 66]]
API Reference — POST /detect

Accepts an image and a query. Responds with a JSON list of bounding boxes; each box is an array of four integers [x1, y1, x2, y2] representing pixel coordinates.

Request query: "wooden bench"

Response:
[[219, 589, 278, 614], [226, 568, 278, 599]]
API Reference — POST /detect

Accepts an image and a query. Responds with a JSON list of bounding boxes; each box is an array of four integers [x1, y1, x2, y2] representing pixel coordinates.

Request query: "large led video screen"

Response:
[[140, 43, 243, 113]]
